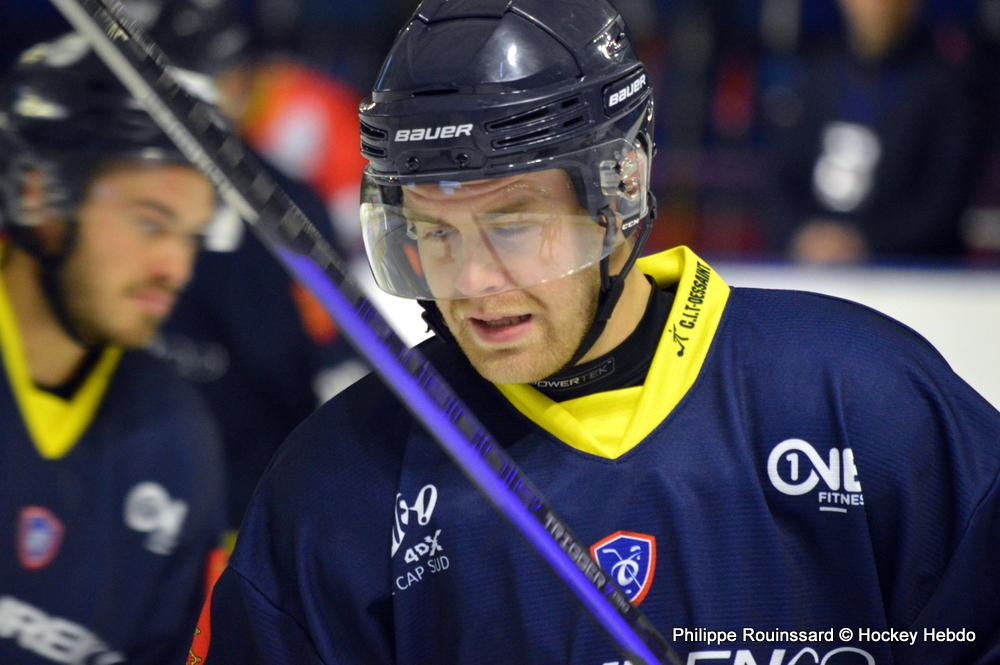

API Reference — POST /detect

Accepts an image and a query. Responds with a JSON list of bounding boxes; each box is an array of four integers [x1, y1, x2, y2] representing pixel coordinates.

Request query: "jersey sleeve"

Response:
[[190, 376, 400, 665], [190, 566, 328, 665], [740, 289, 1000, 664], [900, 471, 1000, 664], [842, 316, 1000, 664]]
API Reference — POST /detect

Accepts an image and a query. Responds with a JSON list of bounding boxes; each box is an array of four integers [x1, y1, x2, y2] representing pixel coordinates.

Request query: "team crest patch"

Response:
[[590, 530, 657, 606], [18, 506, 65, 570]]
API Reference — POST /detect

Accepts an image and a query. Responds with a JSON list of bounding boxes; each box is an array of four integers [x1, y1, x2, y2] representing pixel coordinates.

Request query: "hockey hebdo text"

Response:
[[671, 626, 976, 647]]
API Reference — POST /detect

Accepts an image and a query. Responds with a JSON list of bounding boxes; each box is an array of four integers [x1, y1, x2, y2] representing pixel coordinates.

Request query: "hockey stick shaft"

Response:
[[47, 1, 679, 662]]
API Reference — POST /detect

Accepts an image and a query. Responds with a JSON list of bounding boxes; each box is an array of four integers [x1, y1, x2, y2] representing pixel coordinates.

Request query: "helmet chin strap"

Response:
[[418, 299, 457, 348], [10, 219, 96, 348], [556, 207, 652, 372]]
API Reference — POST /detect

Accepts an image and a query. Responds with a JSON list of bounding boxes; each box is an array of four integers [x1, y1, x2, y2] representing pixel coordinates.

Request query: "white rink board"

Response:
[[363, 258, 1000, 409]]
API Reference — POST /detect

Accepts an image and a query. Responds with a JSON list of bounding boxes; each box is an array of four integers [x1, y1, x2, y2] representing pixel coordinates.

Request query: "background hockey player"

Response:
[[193, 1, 1000, 663], [0, 34, 226, 664], [122, 0, 370, 537]]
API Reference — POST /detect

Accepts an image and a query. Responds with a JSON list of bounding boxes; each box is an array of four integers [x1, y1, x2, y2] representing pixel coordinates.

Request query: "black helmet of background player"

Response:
[[358, 0, 655, 367], [121, 0, 252, 120], [122, 0, 251, 76], [0, 33, 211, 344]]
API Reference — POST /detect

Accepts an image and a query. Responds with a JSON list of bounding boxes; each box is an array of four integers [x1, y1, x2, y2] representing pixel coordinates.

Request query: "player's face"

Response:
[[407, 170, 602, 384], [60, 163, 215, 347]]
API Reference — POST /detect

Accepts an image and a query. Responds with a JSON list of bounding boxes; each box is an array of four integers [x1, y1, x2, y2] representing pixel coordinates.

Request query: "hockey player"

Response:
[[0, 35, 226, 664], [194, 1, 1000, 664]]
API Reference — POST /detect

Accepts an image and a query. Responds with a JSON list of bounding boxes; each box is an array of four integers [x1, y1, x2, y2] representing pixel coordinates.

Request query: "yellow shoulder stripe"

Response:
[[498, 246, 729, 459], [0, 272, 121, 460]]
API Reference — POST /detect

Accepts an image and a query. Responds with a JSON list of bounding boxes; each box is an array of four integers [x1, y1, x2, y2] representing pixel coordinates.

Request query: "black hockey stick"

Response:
[[47, 1, 681, 662]]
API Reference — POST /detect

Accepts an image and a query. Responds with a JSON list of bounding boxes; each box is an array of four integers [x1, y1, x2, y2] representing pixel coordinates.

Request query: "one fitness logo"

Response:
[[767, 439, 864, 513], [123, 482, 188, 555]]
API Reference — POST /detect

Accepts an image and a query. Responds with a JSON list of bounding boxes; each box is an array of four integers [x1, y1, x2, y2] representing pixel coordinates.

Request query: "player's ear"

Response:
[[19, 169, 70, 251], [19, 169, 47, 222]]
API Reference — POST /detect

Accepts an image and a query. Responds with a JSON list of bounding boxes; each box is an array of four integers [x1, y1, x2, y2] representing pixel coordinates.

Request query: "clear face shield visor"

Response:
[[360, 138, 649, 301]]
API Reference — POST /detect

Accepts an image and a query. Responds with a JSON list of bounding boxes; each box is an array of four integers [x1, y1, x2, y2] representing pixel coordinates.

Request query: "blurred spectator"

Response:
[[959, 0, 1000, 260], [231, 59, 370, 253], [763, 0, 981, 262], [3, 0, 995, 265]]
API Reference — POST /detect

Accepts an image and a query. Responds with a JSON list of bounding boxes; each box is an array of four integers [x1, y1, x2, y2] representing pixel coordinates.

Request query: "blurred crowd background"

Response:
[[4, 0, 1000, 268]]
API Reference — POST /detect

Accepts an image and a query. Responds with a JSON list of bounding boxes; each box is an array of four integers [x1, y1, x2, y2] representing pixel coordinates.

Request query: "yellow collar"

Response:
[[0, 268, 122, 459], [497, 246, 730, 458]]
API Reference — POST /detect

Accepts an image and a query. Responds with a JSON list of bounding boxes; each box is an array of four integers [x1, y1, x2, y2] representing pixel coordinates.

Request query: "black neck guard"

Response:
[[8, 219, 94, 348], [533, 276, 672, 401]]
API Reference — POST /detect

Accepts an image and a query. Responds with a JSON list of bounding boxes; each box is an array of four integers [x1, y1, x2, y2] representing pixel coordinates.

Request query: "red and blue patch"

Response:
[[18, 506, 64, 570], [590, 530, 657, 606]]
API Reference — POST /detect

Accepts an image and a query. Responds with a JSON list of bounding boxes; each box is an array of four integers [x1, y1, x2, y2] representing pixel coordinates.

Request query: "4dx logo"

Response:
[[402, 528, 444, 564]]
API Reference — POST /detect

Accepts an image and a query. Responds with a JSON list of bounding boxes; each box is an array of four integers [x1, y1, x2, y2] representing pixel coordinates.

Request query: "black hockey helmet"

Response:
[[0, 33, 215, 345], [121, 0, 251, 76], [0, 32, 194, 225], [359, 0, 655, 365]]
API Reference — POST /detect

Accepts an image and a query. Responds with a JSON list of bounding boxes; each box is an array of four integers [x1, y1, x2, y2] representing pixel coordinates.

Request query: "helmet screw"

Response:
[[406, 156, 422, 171], [454, 153, 470, 167]]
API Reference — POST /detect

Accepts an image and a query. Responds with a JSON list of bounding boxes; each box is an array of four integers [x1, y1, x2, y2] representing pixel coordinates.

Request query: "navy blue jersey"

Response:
[[159, 166, 367, 531], [0, 347, 226, 664], [197, 249, 1000, 665]]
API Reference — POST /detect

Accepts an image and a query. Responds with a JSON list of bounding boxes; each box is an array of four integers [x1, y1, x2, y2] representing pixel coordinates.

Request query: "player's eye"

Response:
[[490, 223, 533, 238], [485, 215, 544, 243], [133, 217, 169, 237], [414, 222, 457, 242]]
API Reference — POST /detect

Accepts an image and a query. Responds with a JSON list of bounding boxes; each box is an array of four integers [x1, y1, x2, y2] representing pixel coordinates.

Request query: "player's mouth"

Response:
[[468, 314, 533, 345], [130, 289, 175, 317]]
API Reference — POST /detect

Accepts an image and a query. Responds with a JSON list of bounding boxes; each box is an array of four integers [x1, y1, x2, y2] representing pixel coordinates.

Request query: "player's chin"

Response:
[[109, 317, 163, 349], [464, 346, 558, 385]]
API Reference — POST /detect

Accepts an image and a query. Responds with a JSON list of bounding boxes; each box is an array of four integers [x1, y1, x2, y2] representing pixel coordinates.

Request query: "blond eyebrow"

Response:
[[128, 199, 216, 235], [483, 199, 538, 216], [410, 200, 542, 228]]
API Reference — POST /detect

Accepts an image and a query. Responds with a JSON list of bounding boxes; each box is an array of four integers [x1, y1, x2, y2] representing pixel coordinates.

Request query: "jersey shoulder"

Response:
[[724, 286, 956, 378], [109, 350, 223, 467], [260, 335, 478, 490], [241, 333, 515, 544], [721, 286, 1000, 472], [115, 349, 213, 411]]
